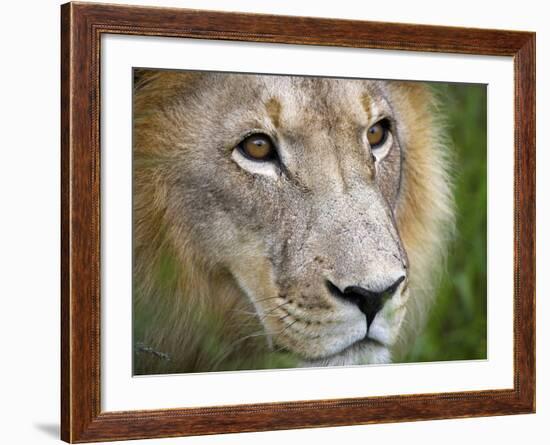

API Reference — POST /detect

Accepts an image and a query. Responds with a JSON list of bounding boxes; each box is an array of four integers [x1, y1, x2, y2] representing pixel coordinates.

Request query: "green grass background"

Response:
[[405, 82, 487, 363]]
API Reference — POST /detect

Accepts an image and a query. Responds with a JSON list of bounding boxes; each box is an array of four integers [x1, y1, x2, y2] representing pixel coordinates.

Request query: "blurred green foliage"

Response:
[[405, 83, 487, 363]]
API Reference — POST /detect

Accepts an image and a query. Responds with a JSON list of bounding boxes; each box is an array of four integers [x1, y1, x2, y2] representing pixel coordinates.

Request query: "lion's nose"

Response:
[[327, 276, 405, 328]]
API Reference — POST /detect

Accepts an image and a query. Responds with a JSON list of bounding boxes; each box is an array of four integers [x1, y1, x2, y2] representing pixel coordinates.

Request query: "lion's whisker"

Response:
[[229, 301, 292, 322], [258, 302, 291, 321], [253, 296, 286, 304], [279, 319, 298, 335]]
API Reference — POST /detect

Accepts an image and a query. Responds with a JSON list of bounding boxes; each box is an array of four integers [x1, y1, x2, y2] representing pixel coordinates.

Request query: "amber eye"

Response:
[[238, 133, 277, 161], [366, 120, 389, 149]]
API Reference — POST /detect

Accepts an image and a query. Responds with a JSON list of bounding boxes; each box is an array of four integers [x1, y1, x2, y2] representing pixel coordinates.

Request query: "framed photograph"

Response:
[[61, 2, 535, 442]]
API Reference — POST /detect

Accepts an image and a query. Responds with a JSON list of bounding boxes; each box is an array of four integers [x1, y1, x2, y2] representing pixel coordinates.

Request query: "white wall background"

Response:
[[0, 0, 545, 444]]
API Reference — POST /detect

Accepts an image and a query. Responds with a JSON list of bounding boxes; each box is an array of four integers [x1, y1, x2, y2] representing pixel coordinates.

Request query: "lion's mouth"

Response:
[[274, 332, 388, 364], [320, 336, 387, 359], [296, 335, 391, 367]]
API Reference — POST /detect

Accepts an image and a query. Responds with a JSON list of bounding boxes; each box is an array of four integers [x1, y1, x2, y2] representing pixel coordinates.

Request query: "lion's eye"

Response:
[[366, 120, 389, 149], [238, 134, 277, 161]]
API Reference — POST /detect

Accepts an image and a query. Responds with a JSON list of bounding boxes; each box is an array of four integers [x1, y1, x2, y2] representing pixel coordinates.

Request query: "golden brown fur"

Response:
[[132, 70, 453, 374]]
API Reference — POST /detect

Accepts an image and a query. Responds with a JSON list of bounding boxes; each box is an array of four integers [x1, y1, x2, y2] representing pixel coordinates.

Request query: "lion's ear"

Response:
[[133, 69, 205, 95], [133, 68, 160, 91]]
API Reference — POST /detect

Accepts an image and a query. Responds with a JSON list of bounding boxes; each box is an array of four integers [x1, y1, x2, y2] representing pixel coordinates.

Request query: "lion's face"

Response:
[[144, 73, 418, 366]]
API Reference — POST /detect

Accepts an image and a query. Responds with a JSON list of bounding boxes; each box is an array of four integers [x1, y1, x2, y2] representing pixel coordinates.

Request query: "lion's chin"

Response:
[[298, 339, 392, 368]]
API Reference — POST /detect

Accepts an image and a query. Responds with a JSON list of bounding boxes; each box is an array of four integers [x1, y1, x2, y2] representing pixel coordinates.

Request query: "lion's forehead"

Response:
[[211, 74, 390, 126]]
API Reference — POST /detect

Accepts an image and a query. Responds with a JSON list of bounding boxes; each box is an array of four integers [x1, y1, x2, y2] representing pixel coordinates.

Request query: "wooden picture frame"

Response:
[[61, 2, 535, 442]]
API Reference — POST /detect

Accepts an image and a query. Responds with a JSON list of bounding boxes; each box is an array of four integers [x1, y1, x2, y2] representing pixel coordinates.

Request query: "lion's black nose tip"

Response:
[[343, 276, 405, 327], [327, 276, 405, 328]]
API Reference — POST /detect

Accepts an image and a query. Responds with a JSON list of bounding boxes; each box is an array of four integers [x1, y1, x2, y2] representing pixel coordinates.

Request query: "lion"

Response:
[[132, 69, 453, 375]]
